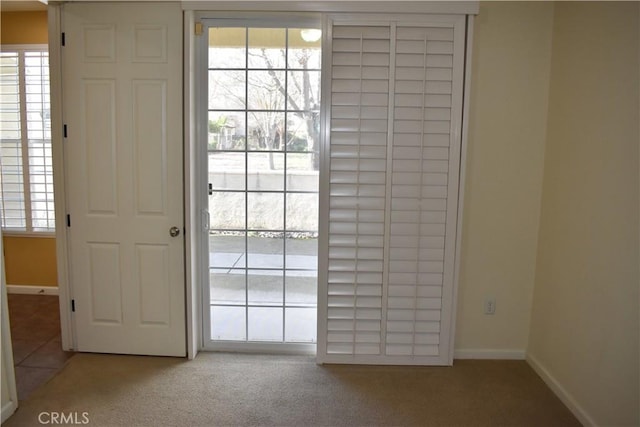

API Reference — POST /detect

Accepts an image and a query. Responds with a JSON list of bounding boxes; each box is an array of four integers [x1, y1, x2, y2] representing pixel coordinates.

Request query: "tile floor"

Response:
[[7, 294, 75, 401]]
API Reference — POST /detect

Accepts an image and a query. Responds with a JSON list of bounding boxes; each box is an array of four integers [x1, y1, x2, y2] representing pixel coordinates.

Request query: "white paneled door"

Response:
[[62, 3, 185, 356]]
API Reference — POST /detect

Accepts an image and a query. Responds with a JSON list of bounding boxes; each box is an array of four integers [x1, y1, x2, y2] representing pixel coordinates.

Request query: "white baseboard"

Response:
[[454, 349, 526, 360], [526, 353, 595, 426], [7, 284, 59, 295], [1, 401, 17, 424]]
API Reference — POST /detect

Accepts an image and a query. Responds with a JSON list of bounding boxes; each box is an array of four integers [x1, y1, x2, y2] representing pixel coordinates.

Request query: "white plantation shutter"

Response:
[[0, 52, 26, 229], [0, 48, 54, 232], [25, 51, 54, 231], [326, 25, 390, 356], [319, 15, 466, 365], [386, 24, 462, 360]]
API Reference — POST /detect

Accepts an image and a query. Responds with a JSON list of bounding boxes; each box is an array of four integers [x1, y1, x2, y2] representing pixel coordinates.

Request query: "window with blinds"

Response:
[[319, 15, 466, 365], [0, 47, 55, 232]]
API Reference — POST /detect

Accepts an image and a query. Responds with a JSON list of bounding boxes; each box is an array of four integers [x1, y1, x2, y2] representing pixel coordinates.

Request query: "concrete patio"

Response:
[[208, 234, 318, 342]]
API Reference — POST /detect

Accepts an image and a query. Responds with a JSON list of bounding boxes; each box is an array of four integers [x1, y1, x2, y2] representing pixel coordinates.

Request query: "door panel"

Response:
[[84, 79, 117, 214], [319, 15, 466, 365], [63, 3, 185, 356], [133, 80, 168, 215], [204, 22, 321, 352], [87, 242, 122, 324]]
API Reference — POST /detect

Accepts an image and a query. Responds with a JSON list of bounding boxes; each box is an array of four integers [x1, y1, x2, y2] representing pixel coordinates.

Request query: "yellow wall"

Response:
[[0, 11, 48, 44], [528, 2, 639, 425], [2, 236, 58, 286], [455, 1, 554, 354], [1, 10, 56, 287]]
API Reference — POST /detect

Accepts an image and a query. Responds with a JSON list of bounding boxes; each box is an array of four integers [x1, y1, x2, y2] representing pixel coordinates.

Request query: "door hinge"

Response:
[[61, 32, 66, 46], [63, 124, 68, 138], [208, 183, 213, 195], [71, 299, 75, 312], [66, 214, 71, 227], [195, 22, 203, 36]]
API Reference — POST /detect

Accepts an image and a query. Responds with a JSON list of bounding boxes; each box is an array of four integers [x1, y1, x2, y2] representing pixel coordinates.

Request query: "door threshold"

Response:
[[203, 341, 316, 355]]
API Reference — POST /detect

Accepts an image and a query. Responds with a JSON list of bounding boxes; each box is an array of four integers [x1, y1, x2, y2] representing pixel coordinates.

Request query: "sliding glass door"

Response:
[[203, 19, 321, 351]]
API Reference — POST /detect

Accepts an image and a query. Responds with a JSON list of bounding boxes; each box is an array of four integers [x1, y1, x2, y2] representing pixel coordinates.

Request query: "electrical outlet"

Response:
[[484, 297, 496, 315]]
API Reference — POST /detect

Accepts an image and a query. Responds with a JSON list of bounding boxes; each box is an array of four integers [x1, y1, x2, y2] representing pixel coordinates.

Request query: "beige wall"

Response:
[[528, 2, 639, 426], [455, 1, 553, 354]]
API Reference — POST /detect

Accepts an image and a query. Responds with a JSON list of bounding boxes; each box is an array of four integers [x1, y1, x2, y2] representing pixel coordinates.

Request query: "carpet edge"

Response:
[[526, 352, 595, 427]]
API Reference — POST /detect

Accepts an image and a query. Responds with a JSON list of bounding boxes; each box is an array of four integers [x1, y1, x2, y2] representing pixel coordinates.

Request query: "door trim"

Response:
[[48, 3, 74, 351], [1, 233, 19, 422], [182, 1, 479, 15], [184, 9, 202, 360], [449, 14, 475, 364]]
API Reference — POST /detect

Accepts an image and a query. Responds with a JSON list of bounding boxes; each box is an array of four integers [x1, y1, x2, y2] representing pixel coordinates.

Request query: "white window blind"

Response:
[[0, 47, 54, 232], [319, 15, 466, 365]]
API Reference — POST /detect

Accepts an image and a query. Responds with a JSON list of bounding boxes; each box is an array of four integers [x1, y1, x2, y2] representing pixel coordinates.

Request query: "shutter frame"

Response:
[[319, 13, 467, 365]]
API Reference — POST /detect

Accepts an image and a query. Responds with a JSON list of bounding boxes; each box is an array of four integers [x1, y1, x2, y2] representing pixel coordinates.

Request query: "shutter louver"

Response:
[[321, 15, 465, 365], [386, 26, 455, 357], [0, 52, 26, 229], [327, 25, 390, 356]]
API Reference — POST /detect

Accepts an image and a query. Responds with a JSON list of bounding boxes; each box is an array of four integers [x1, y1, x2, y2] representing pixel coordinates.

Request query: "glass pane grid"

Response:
[[209, 25, 320, 345]]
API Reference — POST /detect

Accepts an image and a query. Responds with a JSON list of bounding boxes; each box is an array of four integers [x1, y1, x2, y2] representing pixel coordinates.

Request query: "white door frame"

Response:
[[48, 3, 74, 351], [1, 232, 19, 422], [195, 13, 322, 354], [184, 10, 207, 358]]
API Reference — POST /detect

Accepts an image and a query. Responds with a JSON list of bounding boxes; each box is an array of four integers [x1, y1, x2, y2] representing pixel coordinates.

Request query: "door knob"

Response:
[[169, 226, 181, 237]]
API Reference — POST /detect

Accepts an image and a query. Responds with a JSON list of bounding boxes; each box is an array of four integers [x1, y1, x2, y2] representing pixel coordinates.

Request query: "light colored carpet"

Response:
[[4, 353, 580, 427]]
